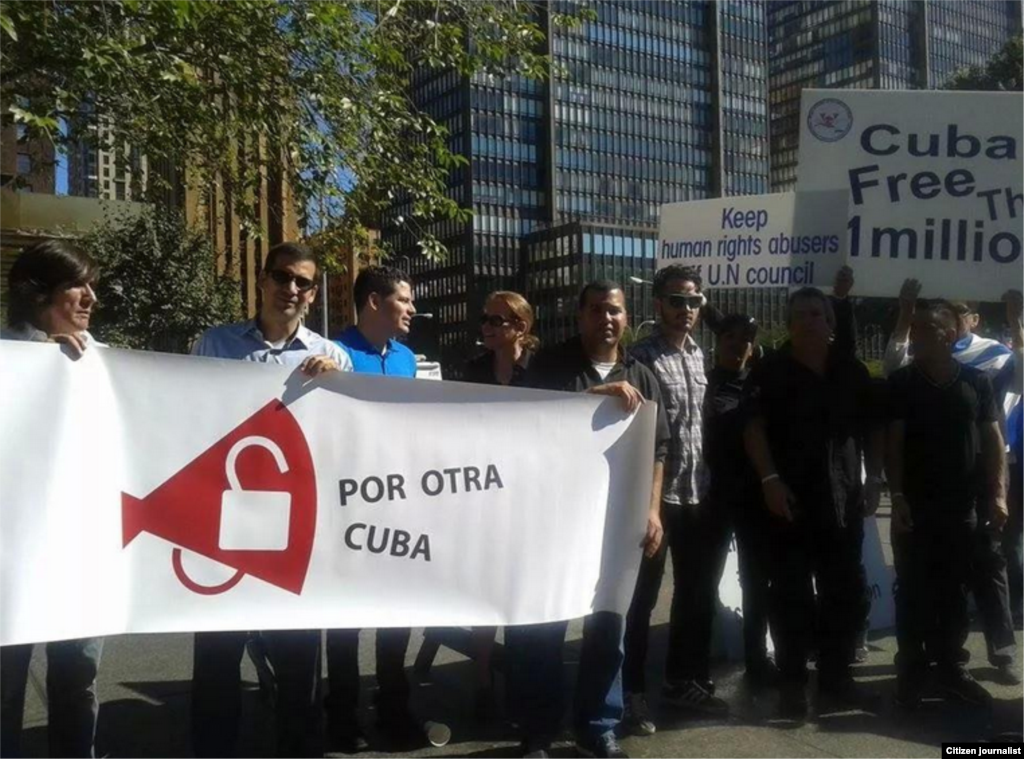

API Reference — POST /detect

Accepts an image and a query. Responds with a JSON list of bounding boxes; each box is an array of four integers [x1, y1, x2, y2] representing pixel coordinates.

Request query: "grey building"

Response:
[[386, 1, 776, 371], [769, 0, 1023, 190]]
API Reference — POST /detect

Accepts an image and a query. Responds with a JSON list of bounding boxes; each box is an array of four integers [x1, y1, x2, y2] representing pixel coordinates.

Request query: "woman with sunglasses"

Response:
[[461, 291, 538, 719], [1, 239, 105, 758], [463, 291, 538, 387]]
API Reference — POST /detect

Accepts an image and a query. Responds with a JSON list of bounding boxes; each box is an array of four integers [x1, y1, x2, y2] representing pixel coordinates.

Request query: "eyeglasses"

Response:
[[268, 269, 316, 292], [480, 314, 516, 328], [665, 294, 705, 310]]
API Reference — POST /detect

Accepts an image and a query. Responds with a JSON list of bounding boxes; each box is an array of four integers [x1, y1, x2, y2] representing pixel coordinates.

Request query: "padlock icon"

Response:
[[218, 435, 293, 551]]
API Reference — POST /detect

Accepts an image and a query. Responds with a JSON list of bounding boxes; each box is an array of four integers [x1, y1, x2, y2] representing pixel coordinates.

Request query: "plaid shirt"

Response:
[[630, 329, 709, 505]]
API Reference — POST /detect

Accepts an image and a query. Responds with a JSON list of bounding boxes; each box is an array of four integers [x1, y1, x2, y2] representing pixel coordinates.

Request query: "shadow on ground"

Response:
[[13, 621, 1023, 758]]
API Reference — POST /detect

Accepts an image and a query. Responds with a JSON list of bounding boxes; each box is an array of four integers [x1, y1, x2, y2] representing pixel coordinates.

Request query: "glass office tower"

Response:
[[769, 0, 1022, 190], [385, 1, 773, 370]]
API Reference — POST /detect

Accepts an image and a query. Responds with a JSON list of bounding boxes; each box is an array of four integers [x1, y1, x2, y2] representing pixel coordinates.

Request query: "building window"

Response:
[[16, 153, 32, 175]]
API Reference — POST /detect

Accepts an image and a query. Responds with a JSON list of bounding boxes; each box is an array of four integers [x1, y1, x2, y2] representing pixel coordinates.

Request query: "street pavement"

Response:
[[15, 513, 1024, 758]]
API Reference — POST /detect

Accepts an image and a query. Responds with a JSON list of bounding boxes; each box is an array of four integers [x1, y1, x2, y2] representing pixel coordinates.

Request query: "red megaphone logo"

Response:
[[122, 401, 317, 595]]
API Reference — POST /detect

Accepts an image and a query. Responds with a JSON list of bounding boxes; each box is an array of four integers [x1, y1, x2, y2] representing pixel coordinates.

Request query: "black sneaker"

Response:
[[936, 667, 994, 706], [662, 679, 730, 716], [622, 692, 656, 736], [778, 683, 808, 722], [330, 715, 369, 754], [818, 676, 881, 713], [995, 661, 1023, 686], [895, 674, 925, 710], [575, 733, 628, 758]]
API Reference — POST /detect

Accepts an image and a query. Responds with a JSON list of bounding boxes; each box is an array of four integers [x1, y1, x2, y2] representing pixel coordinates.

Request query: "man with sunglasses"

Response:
[[621, 265, 726, 735], [190, 241, 350, 759], [328, 265, 451, 754]]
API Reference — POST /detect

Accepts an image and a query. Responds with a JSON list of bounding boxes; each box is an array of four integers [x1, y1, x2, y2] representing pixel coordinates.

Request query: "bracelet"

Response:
[[761, 473, 780, 485]]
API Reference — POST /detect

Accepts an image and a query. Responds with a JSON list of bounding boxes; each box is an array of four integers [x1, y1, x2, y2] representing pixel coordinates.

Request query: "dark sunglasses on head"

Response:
[[665, 293, 705, 310], [268, 269, 316, 292], [479, 314, 516, 328]]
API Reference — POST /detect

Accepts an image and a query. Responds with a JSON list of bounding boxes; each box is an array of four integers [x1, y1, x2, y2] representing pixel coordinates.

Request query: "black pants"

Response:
[[972, 522, 1018, 666], [191, 630, 323, 758], [732, 500, 775, 671], [768, 519, 864, 686], [894, 518, 973, 676], [325, 628, 411, 722], [623, 500, 731, 693], [1007, 503, 1024, 614]]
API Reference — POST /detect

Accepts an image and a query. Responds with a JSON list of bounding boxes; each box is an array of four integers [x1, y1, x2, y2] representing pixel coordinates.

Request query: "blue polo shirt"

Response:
[[335, 325, 417, 377]]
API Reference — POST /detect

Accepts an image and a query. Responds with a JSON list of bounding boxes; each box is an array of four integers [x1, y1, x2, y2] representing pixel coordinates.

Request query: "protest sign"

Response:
[[0, 343, 655, 645], [798, 89, 1023, 300], [657, 191, 849, 289]]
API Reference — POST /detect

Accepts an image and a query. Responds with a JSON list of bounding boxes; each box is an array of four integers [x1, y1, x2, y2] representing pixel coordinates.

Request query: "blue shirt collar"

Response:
[[341, 325, 395, 356]]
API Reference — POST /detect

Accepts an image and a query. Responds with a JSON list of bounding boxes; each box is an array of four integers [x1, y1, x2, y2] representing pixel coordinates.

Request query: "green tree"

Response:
[[82, 208, 243, 352], [1, 1, 586, 264], [945, 34, 1023, 91]]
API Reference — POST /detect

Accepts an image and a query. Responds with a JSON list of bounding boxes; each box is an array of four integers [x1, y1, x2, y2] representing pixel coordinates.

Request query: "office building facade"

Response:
[[769, 0, 1022, 189], [386, 0, 773, 371]]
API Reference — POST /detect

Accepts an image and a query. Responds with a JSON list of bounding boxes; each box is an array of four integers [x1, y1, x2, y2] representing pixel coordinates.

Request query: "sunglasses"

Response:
[[665, 294, 705, 310], [479, 314, 516, 328], [268, 269, 316, 292]]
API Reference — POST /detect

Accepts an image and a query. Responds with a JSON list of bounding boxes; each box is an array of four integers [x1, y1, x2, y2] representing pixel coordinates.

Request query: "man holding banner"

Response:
[[189, 242, 350, 758], [1, 240, 106, 759], [327, 265, 450, 752], [505, 280, 669, 759], [743, 287, 884, 720]]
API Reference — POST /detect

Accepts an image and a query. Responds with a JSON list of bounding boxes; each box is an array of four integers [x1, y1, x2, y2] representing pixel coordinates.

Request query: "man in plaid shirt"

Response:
[[622, 264, 727, 737]]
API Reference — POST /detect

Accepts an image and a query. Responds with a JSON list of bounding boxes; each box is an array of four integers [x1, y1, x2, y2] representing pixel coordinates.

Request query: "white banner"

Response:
[[657, 191, 849, 290], [0, 344, 656, 646], [798, 89, 1024, 300]]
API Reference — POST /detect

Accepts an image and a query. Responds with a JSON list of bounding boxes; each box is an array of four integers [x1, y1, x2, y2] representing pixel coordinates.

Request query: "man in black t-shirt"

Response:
[[887, 300, 1008, 709], [743, 288, 884, 720]]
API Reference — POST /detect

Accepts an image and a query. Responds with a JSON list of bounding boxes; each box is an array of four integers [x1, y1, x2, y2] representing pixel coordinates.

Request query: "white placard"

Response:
[[658, 191, 849, 289], [798, 89, 1024, 300]]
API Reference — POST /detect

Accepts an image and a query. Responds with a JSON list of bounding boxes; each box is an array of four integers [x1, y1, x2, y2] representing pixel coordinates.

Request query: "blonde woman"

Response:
[[461, 291, 537, 719], [463, 290, 538, 386]]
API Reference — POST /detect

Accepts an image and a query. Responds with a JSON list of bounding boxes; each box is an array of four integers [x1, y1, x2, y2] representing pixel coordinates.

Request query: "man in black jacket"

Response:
[[504, 280, 670, 759]]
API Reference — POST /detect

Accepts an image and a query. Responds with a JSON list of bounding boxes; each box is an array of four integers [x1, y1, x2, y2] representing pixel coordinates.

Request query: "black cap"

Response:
[[715, 313, 758, 339]]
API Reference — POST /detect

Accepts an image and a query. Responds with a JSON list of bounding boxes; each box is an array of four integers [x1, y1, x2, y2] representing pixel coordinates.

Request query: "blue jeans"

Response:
[[505, 612, 624, 745], [1, 637, 104, 758]]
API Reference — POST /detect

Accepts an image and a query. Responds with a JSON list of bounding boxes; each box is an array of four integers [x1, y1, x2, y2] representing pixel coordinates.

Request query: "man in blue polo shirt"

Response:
[[328, 265, 447, 752], [335, 265, 418, 376]]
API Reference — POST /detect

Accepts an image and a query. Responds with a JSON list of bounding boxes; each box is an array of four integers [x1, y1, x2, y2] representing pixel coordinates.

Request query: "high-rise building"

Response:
[[769, 0, 1022, 190], [68, 121, 149, 201], [1, 124, 56, 195], [385, 1, 773, 371]]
